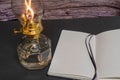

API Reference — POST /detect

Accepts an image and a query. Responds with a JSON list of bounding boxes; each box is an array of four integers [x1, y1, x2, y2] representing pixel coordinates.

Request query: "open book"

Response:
[[48, 29, 120, 80]]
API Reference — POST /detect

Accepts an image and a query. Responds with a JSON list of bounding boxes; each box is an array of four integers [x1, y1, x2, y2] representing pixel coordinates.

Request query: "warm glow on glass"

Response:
[[25, 0, 34, 20], [12, 0, 44, 37], [11, 0, 52, 70], [11, 0, 43, 24]]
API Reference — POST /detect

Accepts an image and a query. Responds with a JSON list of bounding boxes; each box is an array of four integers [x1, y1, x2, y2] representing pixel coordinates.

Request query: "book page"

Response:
[[48, 30, 95, 79], [96, 29, 120, 79]]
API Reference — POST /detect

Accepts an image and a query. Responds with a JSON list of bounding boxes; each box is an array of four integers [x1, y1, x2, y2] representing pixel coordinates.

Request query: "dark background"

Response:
[[0, 17, 120, 80]]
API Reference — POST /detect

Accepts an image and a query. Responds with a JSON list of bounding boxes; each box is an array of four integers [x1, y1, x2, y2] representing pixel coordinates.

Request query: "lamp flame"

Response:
[[25, 0, 34, 20]]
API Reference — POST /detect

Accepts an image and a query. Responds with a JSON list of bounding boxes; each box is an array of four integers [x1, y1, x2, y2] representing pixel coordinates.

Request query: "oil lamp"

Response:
[[11, 0, 52, 70]]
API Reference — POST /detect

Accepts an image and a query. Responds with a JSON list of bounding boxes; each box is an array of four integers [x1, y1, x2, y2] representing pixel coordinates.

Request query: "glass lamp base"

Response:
[[17, 34, 52, 70]]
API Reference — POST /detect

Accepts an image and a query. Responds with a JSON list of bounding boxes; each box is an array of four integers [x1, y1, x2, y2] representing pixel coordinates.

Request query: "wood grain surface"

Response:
[[0, 0, 120, 21]]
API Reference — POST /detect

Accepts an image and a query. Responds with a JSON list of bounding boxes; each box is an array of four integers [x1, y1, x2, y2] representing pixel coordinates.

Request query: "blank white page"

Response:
[[48, 30, 95, 79], [96, 29, 120, 79]]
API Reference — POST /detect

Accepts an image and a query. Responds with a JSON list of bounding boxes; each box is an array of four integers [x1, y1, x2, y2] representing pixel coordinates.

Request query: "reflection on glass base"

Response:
[[17, 34, 52, 70]]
